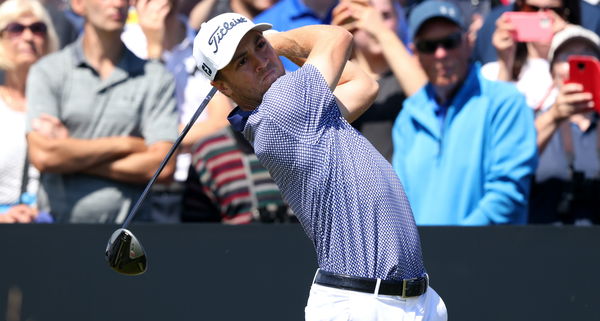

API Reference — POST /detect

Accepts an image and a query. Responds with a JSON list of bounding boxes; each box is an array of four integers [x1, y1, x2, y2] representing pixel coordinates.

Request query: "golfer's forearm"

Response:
[[27, 133, 145, 173], [267, 25, 352, 65], [84, 141, 175, 184], [334, 60, 379, 122]]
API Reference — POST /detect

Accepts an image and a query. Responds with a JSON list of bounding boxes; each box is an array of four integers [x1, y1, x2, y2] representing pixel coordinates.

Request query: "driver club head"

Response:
[[105, 228, 147, 275]]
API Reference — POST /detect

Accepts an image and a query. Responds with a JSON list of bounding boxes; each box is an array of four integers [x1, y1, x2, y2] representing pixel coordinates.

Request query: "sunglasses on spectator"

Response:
[[415, 32, 463, 54], [2, 22, 47, 37], [522, 3, 568, 17]]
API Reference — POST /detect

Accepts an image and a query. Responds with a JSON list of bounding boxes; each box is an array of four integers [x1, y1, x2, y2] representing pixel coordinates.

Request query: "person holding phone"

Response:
[[472, 0, 600, 65], [481, 0, 573, 111], [530, 25, 600, 224]]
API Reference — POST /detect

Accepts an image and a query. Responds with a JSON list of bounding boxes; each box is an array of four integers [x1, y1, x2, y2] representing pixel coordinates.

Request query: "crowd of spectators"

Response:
[[0, 0, 598, 225]]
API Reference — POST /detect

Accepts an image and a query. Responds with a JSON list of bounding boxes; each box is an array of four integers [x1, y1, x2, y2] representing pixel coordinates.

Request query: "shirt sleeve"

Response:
[[140, 61, 179, 145], [257, 64, 342, 144], [25, 58, 62, 133], [462, 90, 538, 225]]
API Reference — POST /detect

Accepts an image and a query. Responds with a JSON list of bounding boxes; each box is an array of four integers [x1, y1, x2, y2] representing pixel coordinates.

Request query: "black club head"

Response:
[[105, 228, 147, 275]]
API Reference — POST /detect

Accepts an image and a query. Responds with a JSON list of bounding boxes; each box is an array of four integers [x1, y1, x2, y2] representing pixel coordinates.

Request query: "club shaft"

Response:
[[121, 86, 218, 229]]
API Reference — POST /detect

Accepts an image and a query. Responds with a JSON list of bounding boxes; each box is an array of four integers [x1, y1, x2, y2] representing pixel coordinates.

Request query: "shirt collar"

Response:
[[71, 35, 145, 75], [71, 36, 86, 67], [228, 106, 254, 132]]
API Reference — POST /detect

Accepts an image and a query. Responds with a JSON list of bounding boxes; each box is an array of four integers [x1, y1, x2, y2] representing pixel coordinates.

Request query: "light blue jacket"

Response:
[[392, 64, 537, 225]]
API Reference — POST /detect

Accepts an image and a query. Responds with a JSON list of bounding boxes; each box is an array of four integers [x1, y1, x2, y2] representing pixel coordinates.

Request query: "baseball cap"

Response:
[[408, 0, 465, 41], [192, 13, 272, 81], [547, 25, 600, 65]]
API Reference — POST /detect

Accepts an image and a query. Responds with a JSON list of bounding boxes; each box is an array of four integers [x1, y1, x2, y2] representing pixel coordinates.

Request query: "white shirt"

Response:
[[481, 58, 556, 112], [0, 99, 39, 204]]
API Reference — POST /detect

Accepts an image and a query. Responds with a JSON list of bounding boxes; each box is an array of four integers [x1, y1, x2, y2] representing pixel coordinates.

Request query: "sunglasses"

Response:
[[2, 22, 47, 37], [522, 3, 568, 17], [415, 32, 463, 54]]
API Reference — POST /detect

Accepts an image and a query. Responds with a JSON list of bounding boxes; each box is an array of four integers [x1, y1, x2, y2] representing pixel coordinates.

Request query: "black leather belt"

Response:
[[314, 270, 428, 298]]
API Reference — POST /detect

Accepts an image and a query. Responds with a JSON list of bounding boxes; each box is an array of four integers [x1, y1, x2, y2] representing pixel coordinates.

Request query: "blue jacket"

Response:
[[392, 64, 537, 225]]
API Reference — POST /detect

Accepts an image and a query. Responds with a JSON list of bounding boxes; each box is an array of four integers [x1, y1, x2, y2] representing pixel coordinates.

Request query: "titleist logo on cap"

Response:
[[208, 17, 248, 54]]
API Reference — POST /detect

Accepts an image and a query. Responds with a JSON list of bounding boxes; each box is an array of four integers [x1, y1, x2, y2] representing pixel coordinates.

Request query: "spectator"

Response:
[[473, 0, 600, 64], [25, 0, 179, 223], [481, 0, 571, 111], [530, 25, 600, 224], [0, 0, 58, 223], [331, 0, 427, 161], [122, 0, 231, 222], [188, 0, 279, 30], [253, 0, 339, 71], [406, 0, 491, 48], [182, 126, 292, 224], [40, 0, 79, 48], [392, 0, 538, 225]]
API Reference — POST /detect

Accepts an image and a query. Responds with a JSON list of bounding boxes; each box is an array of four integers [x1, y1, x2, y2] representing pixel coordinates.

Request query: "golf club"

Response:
[[105, 86, 218, 276]]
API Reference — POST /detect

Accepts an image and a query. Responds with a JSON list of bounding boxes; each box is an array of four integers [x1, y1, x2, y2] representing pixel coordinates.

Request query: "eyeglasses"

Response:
[[415, 32, 463, 54], [2, 22, 47, 37], [522, 3, 568, 18]]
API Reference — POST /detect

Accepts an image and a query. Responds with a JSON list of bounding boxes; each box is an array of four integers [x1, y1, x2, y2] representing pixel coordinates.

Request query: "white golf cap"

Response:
[[193, 13, 272, 81]]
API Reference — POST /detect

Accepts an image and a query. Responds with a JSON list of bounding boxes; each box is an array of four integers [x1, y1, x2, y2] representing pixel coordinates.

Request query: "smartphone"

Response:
[[504, 11, 554, 43], [567, 55, 600, 113]]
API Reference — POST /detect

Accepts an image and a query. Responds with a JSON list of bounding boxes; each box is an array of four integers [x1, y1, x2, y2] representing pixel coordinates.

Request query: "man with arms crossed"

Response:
[[26, 0, 178, 223], [193, 13, 447, 320]]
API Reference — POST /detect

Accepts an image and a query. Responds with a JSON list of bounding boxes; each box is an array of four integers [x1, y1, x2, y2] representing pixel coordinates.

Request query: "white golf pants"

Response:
[[304, 283, 447, 321]]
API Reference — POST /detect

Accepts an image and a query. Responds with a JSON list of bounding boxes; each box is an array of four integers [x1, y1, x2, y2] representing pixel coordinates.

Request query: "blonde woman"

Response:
[[0, 0, 58, 223]]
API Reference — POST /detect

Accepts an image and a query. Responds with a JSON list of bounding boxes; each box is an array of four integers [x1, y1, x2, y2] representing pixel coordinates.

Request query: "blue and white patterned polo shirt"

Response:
[[228, 64, 425, 281]]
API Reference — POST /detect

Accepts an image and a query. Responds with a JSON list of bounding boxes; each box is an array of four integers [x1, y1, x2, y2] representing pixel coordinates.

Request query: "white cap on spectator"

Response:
[[548, 25, 600, 64], [192, 13, 272, 81]]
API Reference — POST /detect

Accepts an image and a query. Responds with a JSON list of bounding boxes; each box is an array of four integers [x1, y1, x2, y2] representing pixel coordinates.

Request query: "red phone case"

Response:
[[504, 11, 554, 43], [567, 55, 600, 113]]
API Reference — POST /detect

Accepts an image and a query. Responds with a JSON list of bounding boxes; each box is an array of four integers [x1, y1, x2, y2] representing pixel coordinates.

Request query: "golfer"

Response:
[[193, 13, 447, 320]]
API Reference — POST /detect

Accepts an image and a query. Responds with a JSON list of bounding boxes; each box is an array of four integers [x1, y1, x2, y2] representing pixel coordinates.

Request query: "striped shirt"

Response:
[[189, 126, 289, 224]]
